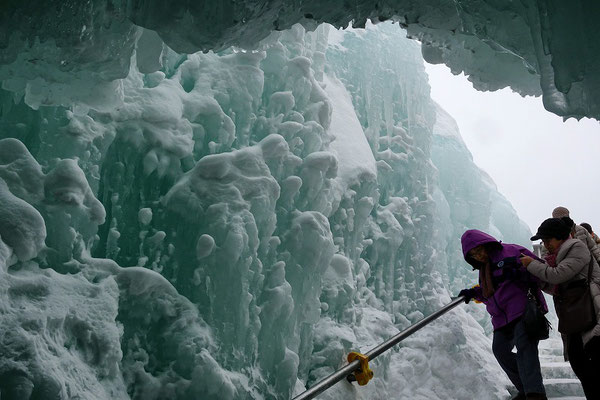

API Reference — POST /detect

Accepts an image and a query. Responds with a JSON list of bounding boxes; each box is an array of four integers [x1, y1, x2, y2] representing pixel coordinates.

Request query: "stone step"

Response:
[[540, 355, 563, 364], [539, 346, 564, 357], [541, 362, 577, 379], [544, 378, 584, 398]]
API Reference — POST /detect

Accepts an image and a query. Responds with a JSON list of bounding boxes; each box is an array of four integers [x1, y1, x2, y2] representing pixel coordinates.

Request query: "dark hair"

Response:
[[580, 222, 593, 234]]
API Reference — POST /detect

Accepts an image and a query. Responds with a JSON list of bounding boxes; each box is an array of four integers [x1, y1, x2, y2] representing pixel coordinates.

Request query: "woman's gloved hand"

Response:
[[458, 288, 476, 304]]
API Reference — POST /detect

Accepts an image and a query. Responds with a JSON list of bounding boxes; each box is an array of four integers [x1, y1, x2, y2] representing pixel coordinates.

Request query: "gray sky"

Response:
[[425, 63, 600, 236]]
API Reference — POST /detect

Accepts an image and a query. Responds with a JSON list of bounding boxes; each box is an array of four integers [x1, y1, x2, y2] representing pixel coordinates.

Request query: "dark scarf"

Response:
[[543, 241, 565, 295], [545, 252, 557, 268], [479, 261, 495, 299], [544, 239, 566, 267]]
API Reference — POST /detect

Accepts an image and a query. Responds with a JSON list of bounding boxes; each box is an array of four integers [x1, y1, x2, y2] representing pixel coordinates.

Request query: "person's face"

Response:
[[541, 237, 564, 253], [468, 245, 488, 263]]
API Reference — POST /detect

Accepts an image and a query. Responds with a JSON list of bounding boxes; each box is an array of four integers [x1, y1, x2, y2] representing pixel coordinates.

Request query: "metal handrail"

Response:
[[292, 295, 466, 400]]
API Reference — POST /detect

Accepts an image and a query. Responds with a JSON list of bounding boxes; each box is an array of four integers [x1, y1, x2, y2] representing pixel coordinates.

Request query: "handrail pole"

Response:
[[292, 296, 465, 400], [366, 296, 465, 359]]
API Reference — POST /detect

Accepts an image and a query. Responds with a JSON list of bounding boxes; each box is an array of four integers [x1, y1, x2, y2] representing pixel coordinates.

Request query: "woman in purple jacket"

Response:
[[458, 229, 548, 400]]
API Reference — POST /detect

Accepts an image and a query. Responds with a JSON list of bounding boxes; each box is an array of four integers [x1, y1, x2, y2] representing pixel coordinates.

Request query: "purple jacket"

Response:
[[461, 229, 548, 330]]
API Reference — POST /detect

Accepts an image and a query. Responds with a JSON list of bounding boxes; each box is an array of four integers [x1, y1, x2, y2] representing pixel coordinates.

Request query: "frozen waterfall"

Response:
[[0, 18, 539, 400]]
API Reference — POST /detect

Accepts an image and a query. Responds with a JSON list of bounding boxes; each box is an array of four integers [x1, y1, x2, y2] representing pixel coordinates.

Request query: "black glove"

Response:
[[458, 288, 475, 304]]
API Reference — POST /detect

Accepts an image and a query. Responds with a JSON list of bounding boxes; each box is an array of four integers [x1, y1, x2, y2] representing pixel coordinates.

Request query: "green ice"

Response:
[[0, 22, 531, 399]]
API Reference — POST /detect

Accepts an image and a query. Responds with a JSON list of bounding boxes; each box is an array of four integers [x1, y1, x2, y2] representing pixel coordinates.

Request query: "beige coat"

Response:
[[527, 238, 600, 345], [573, 224, 600, 264]]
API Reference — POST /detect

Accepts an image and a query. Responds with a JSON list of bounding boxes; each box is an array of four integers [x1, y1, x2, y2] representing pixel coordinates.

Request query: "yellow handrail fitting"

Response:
[[347, 352, 373, 386], [471, 284, 483, 303]]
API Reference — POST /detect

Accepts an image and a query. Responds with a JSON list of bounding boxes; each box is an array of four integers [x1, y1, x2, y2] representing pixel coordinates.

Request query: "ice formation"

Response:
[[0, 14, 540, 400], [2, 1, 599, 121]]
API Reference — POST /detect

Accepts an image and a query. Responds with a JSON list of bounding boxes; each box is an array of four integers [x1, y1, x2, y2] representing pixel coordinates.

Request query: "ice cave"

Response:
[[0, 1, 598, 399]]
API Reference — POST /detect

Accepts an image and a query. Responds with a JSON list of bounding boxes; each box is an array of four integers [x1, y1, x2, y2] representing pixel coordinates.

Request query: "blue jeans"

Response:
[[492, 318, 545, 394]]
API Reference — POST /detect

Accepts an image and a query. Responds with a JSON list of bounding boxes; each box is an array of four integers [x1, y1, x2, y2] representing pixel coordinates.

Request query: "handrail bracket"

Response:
[[346, 352, 373, 386]]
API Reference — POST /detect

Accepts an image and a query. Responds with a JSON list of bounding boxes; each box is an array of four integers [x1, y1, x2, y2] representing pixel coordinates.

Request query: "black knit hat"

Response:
[[530, 218, 572, 241]]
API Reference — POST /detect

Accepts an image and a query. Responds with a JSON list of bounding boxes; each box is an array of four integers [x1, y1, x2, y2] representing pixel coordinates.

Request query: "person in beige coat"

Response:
[[552, 206, 600, 263], [580, 222, 600, 245], [520, 218, 600, 400]]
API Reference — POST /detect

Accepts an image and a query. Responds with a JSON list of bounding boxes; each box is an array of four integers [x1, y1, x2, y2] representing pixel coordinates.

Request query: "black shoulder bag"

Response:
[[523, 286, 551, 340]]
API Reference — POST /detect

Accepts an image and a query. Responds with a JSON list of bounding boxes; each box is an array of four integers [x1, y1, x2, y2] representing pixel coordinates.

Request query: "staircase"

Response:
[[539, 338, 585, 400]]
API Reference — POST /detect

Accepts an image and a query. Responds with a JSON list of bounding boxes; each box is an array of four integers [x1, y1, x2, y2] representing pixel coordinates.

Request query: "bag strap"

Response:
[[522, 267, 543, 306], [527, 286, 542, 307]]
